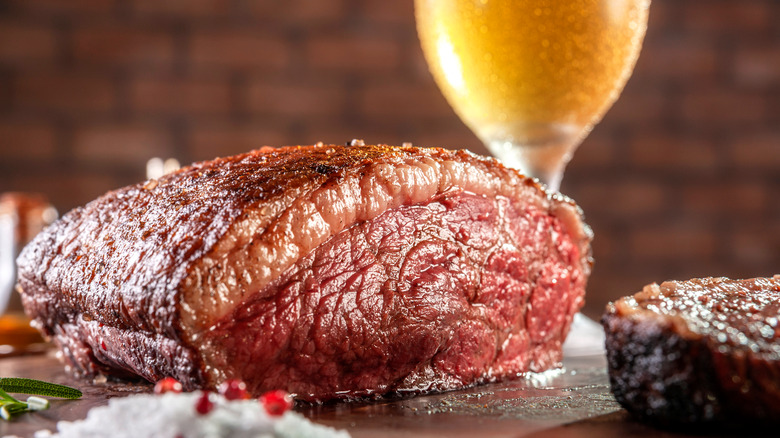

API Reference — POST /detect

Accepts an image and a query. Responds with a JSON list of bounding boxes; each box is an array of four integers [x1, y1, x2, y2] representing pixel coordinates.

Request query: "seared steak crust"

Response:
[[17, 144, 592, 399], [603, 277, 780, 424]]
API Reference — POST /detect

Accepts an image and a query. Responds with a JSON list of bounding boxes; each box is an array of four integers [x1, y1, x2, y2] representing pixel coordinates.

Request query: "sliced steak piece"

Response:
[[17, 144, 592, 401], [603, 276, 780, 424]]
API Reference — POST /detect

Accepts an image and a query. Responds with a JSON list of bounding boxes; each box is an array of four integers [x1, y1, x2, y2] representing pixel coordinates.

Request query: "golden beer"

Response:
[[416, 0, 650, 187]]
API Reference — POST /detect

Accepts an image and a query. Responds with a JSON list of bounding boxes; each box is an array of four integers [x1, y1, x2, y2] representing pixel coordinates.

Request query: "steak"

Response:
[[17, 144, 592, 401], [603, 276, 780, 424]]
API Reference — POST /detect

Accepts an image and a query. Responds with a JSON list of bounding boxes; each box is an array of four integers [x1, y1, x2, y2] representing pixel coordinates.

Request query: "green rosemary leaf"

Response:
[[0, 388, 21, 403], [0, 378, 82, 399], [3, 402, 30, 414]]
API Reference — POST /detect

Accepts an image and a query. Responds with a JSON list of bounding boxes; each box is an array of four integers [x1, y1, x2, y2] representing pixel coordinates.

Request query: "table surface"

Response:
[[0, 351, 770, 438]]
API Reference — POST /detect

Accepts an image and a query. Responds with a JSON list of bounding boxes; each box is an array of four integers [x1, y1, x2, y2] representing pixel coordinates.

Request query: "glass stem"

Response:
[[486, 139, 578, 192]]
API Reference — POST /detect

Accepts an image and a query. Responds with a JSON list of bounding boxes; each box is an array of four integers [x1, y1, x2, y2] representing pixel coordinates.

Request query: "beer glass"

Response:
[[415, 0, 650, 191]]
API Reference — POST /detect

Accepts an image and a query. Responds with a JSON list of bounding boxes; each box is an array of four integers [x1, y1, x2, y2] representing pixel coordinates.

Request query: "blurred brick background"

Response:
[[1, 0, 779, 318]]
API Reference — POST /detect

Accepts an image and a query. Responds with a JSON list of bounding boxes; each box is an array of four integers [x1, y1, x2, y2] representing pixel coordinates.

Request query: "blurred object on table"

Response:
[[146, 157, 181, 180], [0, 313, 50, 356], [0, 193, 58, 355]]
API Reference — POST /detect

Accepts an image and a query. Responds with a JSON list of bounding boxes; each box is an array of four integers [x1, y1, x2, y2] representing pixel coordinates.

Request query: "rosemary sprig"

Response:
[[0, 377, 82, 399], [0, 377, 82, 420]]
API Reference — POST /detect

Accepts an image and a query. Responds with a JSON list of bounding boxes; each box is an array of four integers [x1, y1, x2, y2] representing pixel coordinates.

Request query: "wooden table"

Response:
[[0, 351, 764, 438]]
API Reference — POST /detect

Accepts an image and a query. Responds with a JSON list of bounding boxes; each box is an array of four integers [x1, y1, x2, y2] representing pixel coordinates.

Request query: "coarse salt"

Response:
[[33, 391, 350, 438]]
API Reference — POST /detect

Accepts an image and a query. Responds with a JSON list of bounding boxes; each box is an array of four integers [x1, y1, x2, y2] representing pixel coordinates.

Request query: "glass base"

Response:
[[480, 122, 585, 192]]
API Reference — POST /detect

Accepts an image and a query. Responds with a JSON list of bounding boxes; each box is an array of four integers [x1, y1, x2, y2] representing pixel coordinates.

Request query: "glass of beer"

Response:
[[415, 0, 650, 191]]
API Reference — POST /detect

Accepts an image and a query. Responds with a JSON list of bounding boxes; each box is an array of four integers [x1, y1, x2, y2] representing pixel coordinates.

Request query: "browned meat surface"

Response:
[[17, 144, 592, 401], [603, 276, 780, 424]]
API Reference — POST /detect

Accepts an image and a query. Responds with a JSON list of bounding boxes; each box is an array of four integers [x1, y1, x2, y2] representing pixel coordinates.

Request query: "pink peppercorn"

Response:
[[259, 390, 293, 416], [154, 377, 183, 394], [195, 392, 214, 415]]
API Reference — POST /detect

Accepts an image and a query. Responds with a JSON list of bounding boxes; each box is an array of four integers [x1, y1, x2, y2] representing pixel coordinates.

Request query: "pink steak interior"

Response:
[[201, 189, 585, 400]]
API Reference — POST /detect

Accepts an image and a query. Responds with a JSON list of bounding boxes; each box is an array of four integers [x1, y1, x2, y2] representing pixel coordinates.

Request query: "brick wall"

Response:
[[1, 0, 779, 318]]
